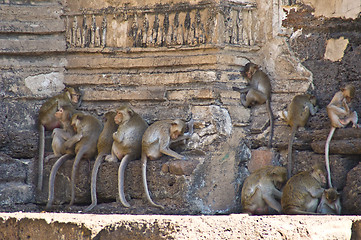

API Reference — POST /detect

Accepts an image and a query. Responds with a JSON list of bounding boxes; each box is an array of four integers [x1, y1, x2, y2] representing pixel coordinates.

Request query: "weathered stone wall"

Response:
[[0, 0, 360, 216]]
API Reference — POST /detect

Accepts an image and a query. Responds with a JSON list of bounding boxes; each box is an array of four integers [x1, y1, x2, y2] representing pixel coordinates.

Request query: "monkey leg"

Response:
[[339, 111, 359, 127], [263, 195, 282, 213], [141, 154, 164, 209], [287, 125, 297, 178], [244, 89, 267, 107], [325, 127, 336, 188], [46, 154, 73, 210], [160, 147, 187, 160], [118, 154, 132, 208], [38, 125, 45, 191], [84, 153, 106, 212], [69, 147, 88, 207]]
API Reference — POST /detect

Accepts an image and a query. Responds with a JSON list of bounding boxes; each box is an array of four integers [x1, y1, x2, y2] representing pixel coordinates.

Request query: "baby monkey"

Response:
[[317, 188, 341, 215], [241, 166, 287, 215], [325, 84, 359, 187], [281, 94, 318, 178], [233, 62, 274, 148]]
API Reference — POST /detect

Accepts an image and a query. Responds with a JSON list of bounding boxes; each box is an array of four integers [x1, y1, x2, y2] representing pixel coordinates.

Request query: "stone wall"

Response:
[[0, 0, 360, 215]]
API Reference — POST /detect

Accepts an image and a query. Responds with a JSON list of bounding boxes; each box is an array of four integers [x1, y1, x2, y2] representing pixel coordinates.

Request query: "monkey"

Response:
[[316, 188, 341, 215], [325, 84, 359, 188], [241, 166, 287, 215], [232, 62, 274, 148], [281, 164, 326, 215], [37, 87, 81, 191], [45, 104, 78, 162], [102, 106, 149, 208], [46, 112, 102, 209], [83, 111, 118, 212], [141, 118, 193, 209], [281, 94, 318, 178]]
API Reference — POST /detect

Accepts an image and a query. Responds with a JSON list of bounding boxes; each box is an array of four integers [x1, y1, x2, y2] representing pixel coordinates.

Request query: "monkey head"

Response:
[[114, 106, 134, 125], [103, 111, 116, 124], [324, 188, 340, 203], [242, 62, 259, 80], [65, 87, 81, 105], [270, 166, 287, 190], [341, 84, 355, 103], [54, 105, 73, 121], [170, 119, 186, 140], [311, 164, 327, 187]]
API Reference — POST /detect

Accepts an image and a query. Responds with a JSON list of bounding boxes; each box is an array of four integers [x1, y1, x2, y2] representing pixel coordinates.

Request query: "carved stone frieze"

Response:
[[64, 1, 257, 49]]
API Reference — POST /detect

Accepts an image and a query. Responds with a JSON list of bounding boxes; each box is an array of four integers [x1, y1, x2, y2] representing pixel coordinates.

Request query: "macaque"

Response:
[[281, 164, 326, 215], [46, 112, 102, 209], [45, 105, 78, 162], [37, 87, 81, 191], [325, 84, 359, 188], [84, 111, 118, 212], [241, 166, 287, 215], [141, 118, 193, 209], [232, 62, 274, 148], [104, 106, 148, 208], [317, 188, 341, 215], [282, 94, 318, 178]]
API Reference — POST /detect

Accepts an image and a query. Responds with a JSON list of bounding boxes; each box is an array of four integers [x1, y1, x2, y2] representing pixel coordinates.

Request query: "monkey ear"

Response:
[[127, 109, 134, 116], [77, 115, 84, 121]]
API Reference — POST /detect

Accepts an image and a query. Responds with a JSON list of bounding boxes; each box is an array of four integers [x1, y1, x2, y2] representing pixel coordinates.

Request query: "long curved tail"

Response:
[[141, 154, 164, 209], [325, 127, 336, 188], [287, 125, 297, 179], [46, 154, 72, 210], [38, 125, 45, 191], [84, 153, 106, 212], [118, 155, 132, 208], [266, 99, 274, 148]]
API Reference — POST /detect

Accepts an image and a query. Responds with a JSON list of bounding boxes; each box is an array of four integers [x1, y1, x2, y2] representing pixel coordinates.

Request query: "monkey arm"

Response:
[[272, 188, 283, 199], [309, 187, 324, 199], [160, 147, 186, 160], [309, 104, 318, 116], [262, 193, 282, 213], [64, 133, 82, 149]]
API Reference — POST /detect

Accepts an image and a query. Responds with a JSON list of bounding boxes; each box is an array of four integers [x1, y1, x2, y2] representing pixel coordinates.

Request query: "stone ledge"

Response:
[[0, 213, 359, 239]]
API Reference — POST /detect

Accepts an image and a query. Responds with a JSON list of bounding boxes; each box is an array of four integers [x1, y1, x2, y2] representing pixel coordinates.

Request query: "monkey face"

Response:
[[71, 94, 80, 104], [54, 108, 63, 120], [114, 111, 124, 125]]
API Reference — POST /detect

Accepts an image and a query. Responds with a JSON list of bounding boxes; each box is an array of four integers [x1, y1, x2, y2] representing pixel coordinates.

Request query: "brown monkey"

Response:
[[232, 62, 274, 148], [46, 112, 102, 209], [325, 84, 359, 188], [281, 164, 326, 215], [45, 105, 78, 162], [317, 188, 341, 215], [84, 111, 118, 212], [103, 106, 148, 208], [141, 119, 193, 209], [38, 87, 81, 191], [282, 94, 318, 178], [241, 166, 287, 215]]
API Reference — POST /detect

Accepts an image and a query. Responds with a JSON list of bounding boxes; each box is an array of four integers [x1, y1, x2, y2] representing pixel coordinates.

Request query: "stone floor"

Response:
[[0, 211, 360, 239]]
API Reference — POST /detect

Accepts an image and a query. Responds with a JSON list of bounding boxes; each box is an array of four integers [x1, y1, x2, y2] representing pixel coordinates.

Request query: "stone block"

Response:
[[83, 89, 166, 101], [0, 182, 33, 206], [162, 159, 200, 176], [0, 35, 66, 53], [167, 89, 215, 101], [247, 148, 275, 173], [312, 138, 361, 155], [0, 153, 27, 182], [342, 163, 361, 214], [7, 130, 38, 159]]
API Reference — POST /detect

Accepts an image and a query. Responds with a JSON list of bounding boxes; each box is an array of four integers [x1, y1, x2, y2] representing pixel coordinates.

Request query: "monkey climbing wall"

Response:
[[0, 0, 360, 216]]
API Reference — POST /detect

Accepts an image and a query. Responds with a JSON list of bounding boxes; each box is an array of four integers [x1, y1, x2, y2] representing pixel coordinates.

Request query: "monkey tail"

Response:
[[38, 125, 45, 191], [266, 100, 274, 148], [141, 154, 165, 210], [325, 127, 336, 188], [287, 125, 297, 179], [46, 154, 72, 210], [69, 147, 87, 207], [118, 155, 132, 208], [84, 153, 106, 212]]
